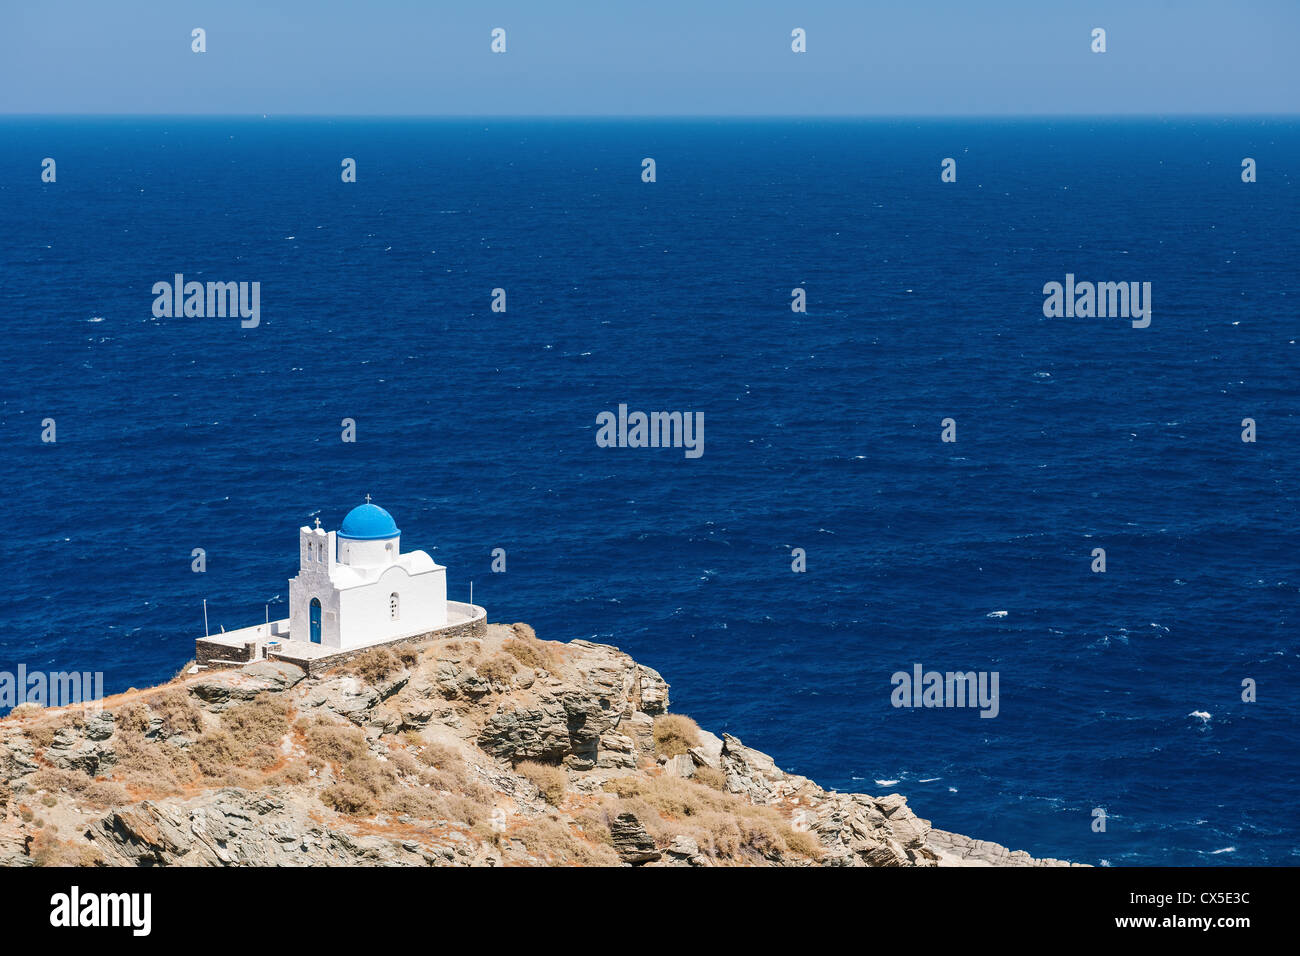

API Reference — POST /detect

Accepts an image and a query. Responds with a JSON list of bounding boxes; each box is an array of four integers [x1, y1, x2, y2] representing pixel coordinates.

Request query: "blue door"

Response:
[[309, 598, 322, 643]]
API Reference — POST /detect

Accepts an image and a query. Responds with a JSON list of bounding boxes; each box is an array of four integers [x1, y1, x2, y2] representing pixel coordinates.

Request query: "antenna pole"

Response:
[[203, 598, 210, 637]]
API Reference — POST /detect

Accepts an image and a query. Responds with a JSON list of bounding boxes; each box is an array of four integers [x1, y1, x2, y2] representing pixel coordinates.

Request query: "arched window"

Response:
[[389, 592, 400, 621]]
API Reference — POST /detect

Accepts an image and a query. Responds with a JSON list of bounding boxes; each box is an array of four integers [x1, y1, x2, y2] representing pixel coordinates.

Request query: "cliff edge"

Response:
[[0, 623, 1078, 866]]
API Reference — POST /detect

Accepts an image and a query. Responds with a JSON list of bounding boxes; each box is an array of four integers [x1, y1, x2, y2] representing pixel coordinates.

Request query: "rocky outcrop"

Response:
[[0, 623, 1078, 868], [609, 812, 661, 864]]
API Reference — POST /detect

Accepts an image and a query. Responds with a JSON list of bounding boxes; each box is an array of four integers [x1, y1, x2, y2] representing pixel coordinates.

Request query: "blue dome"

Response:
[[338, 502, 400, 540]]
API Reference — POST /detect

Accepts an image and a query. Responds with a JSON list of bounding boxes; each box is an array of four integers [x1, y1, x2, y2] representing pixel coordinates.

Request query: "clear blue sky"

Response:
[[1, 0, 1295, 115]]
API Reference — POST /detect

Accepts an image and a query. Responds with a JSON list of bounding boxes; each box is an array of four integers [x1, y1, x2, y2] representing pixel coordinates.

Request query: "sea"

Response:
[[0, 116, 1296, 866]]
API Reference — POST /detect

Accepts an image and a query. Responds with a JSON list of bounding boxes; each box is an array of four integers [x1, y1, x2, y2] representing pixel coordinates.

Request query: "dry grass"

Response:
[[190, 730, 240, 777], [300, 716, 400, 814], [29, 830, 105, 866], [411, 739, 459, 768], [23, 712, 84, 750], [145, 689, 205, 737], [302, 718, 370, 765], [502, 634, 558, 672], [517, 760, 568, 806], [512, 814, 621, 866], [268, 762, 312, 786], [692, 765, 728, 791], [384, 747, 421, 776], [320, 783, 375, 815], [601, 773, 822, 864], [345, 647, 405, 684], [652, 714, 702, 758], [114, 703, 152, 736], [30, 767, 87, 795], [109, 722, 194, 796], [476, 654, 518, 685], [396, 737, 493, 801], [27, 768, 125, 809], [220, 696, 291, 750]]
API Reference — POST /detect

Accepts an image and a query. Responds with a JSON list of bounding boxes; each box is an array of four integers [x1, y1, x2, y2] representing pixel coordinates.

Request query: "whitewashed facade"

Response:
[[287, 501, 448, 649]]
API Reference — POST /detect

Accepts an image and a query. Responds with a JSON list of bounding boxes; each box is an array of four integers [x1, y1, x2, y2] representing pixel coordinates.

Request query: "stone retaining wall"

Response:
[[269, 616, 487, 677], [195, 615, 488, 678], [195, 639, 257, 668]]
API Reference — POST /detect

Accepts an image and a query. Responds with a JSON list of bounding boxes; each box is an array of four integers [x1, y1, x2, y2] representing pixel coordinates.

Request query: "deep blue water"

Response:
[[0, 117, 1296, 866]]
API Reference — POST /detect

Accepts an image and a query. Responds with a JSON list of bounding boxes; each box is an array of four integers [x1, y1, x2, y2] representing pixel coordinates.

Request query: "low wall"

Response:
[[194, 605, 489, 678], [270, 614, 487, 677], [195, 638, 258, 667]]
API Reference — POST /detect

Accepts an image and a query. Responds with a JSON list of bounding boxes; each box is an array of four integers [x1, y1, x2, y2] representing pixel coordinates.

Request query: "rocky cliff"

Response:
[[0, 624, 1077, 866]]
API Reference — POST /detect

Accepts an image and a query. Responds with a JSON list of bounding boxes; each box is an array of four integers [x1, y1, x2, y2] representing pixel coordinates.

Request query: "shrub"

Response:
[[601, 773, 823, 864], [385, 747, 421, 776], [29, 831, 104, 867], [503, 635, 557, 672], [30, 767, 91, 795], [692, 765, 728, 791], [147, 689, 205, 737], [440, 794, 486, 827], [652, 714, 702, 758], [220, 695, 290, 750], [347, 647, 404, 684], [83, 780, 130, 809], [114, 703, 153, 736], [784, 827, 824, 858], [380, 788, 443, 818], [24, 712, 83, 750], [517, 761, 568, 806], [190, 730, 240, 777], [303, 719, 370, 765], [109, 726, 194, 795], [340, 752, 397, 796], [476, 654, 518, 685], [413, 741, 459, 769], [320, 783, 375, 816], [513, 815, 621, 866], [268, 762, 311, 786]]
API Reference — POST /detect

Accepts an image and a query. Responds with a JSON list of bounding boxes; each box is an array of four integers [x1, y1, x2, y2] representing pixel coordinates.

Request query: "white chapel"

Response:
[[288, 498, 448, 649]]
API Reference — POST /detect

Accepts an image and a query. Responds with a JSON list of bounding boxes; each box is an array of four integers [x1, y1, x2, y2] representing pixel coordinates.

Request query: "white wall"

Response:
[[338, 535, 399, 568], [289, 526, 342, 647], [338, 564, 447, 647]]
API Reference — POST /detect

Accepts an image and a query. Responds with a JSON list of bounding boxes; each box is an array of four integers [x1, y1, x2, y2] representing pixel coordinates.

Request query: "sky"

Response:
[[0, 0, 1295, 116]]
